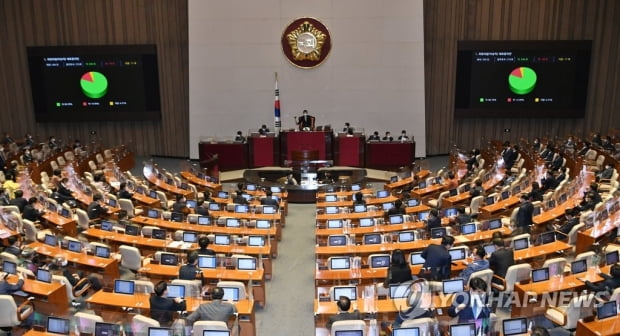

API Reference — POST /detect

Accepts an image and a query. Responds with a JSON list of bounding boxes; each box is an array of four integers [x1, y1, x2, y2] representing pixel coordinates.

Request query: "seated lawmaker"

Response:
[[585, 263, 620, 295], [353, 192, 365, 205], [459, 245, 489, 283], [325, 296, 361, 330], [382, 249, 413, 287], [87, 193, 109, 219], [382, 132, 393, 142], [296, 109, 314, 131], [196, 236, 215, 255], [118, 182, 134, 200], [260, 190, 279, 210], [23, 197, 45, 222], [488, 238, 514, 284], [234, 130, 246, 143], [398, 130, 409, 142], [186, 287, 237, 325], [387, 199, 406, 216], [150, 281, 187, 326], [171, 194, 190, 215], [367, 131, 380, 141], [259, 124, 270, 133], [179, 251, 203, 283]]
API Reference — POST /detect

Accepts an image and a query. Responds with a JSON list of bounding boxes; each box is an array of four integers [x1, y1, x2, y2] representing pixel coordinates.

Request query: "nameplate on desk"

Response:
[[318, 266, 328, 271], [319, 297, 330, 302]]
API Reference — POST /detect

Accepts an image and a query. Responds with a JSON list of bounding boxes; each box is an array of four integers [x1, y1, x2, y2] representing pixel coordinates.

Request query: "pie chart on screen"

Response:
[[80, 71, 108, 99], [508, 67, 537, 95]]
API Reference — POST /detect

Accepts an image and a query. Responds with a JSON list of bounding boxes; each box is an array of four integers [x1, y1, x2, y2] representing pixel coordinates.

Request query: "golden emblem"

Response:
[[286, 21, 327, 61]]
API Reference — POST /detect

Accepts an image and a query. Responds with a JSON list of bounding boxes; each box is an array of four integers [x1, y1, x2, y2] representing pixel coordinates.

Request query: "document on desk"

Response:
[[0, 230, 11, 238], [168, 241, 183, 248]]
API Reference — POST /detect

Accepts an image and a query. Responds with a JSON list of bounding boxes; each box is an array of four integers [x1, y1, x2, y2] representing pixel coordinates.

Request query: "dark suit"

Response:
[[386, 265, 413, 285], [171, 202, 189, 214], [585, 273, 620, 294], [299, 115, 313, 129], [421, 244, 451, 280], [186, 300, 237, 324], [195, 206, 209, 216], [326, 310, 361, 330], [426, 216, 441, 232], [197, 248, 215, 256], [489, 248, 514, 283], [516, 201, 534, 232], [232, 195, 249, 205], [23, 204, 43, 221], [367, 134, 380, 141], [118, 189, 133, 200], [260, 197, 279, 210], [502, 148, 517, 169], [0, 278, 24, 294], [9, 197, 27, 212], [87, 201, 108, 219], [558, 217, 579, 236], [4, 245, 21, 257], [387, 207, 406, 216], [178, 264, 201, 281], [448, 293, 492, 330], [149, 295, 187, 325], [455, 213, 472, 225]]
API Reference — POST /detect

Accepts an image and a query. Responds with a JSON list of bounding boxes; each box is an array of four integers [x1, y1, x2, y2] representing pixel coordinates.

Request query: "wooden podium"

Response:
[[199, 141, 248, 171], [279, 130, 333, 165], [365, 141, 415, 169], [248, 135, 279, 167], [334, 134, 364, 167]]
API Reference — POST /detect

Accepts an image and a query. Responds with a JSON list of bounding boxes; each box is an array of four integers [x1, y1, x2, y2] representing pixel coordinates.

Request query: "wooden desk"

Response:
[[317, 189, 373, 199], [42, 212, 77, 237], [8, 275, 68, 316], [577, 202, 620, 255], [143, 164, 193, 198], [316, 195, 399, 208], [410, 184, 444, 199], [479, 196, 520, 219], [315, 222, 425, 237], [576, 315, 620, 336], [384, 170, 431, 192], [315, 263, 467, 285], [442, 170, 505, 208], [180, 171, 222, 192], [513, 241, 572, 262]]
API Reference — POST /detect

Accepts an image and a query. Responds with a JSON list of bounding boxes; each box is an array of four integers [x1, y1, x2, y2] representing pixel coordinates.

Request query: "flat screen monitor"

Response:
[[376, 190, 389, 198], [449, 248, 466, 261], [430, 227, 446, 238], [170, 212, 184, 222], [147, 328, 172, 336], [203, 331, 230, 336], [443, 208, 458, 217], [532, 267, 550, 283], [359, 218, 374, 227], [417, 211, 429, 221], [325, 195, 338, 202], [406, 199, 419, 207], [237, 257, 257, 270], [101, 220, 114, 231], [460, 223, 477, 235], [450, 323, 476, 336], [485, 196, 495, 205], [513, 237, 529, 250], [240, 194, 251, 201], [208, 203, 220, 211], [392, 328, 420, 336], [94, 322, 121, 336], [67, 240, 82, 253], [36, 268, 52, 283], [125, 225, 139, 236], [114, 280, 135, 294], [389, 215, 404, 225], [418, 181, 427, 189], [382, 202, 394, 211], [398, 231, 415, 242], [390, 176, 399, 183], [198, 255, 216, 269], [333, 286, 357, 301], [245, 184, 256, 191], [502, 317, 528, 336], [248, 235, 265, 246], [598, 301, 618, 319], [198, 216, 211, 225], [334, 332, 363, 336], [370, 255, 390, 268], [44, 234, 58, 247], [483, 243, 496, 256], [571, 259, 587, 274], [256, 220, 271, 229], [270, 186, 282, 193], [217, 191, 229, 198], [325, 206, 339, 214], [60, 208, 71, 218], [106, 199, 117, 207], [214, 234, 230, 245], [225, 218, 240, 227], [327, 219, 343, 229], [152, 229, 166, 240], [607, 250, 619, 265], [443, 279, 464, 294], [449, 188, 458, 197], [539, 231, 556, 244], [234, 204, 249, 213], [328, 235, 347, 246], [166, 285, 185, 298], [501, 190, 511, 200], [182, 232, 197, 243], [512, 185, 521, 195], [147, 209, 159, 218], [185, 200, 197, 209], [389, 284, 411, 299], [353, 204, 366, 213], [409, 252, 425, 265], [363, 234, 382, 245], [533, 206, 541, 216], [488, 218, 502, 230], [221, 287, 240, 301], [160, 253, 179, 266], [262, 205, 276, 214], [351, 184, 361, 191], [559, 193, 568, 203], [329, 257, 350, 270], [149, 190, 158, 199], [47, 317, 70, 335], [463, 184, 471, 192], [95, 246, 110, 258], [2, 261, 16, 274]]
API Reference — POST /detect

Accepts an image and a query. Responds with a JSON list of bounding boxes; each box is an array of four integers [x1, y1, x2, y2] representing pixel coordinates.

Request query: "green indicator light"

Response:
[[56, 102, 61, 107], [479, 98, 484, 102]]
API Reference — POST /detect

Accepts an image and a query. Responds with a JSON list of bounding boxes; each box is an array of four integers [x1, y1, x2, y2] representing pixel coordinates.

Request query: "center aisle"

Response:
[[256, 203, 317, 336]]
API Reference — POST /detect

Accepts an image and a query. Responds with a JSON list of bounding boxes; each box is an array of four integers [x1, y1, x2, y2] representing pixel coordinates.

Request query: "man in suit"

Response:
[[488, 238, 514, 284], [196, 236, 215, 255], [425, 209, 442, 233], [87, 193, 109, 219], [195, 200, 209, 216], [514, 193, 534, 234], [454, 206, 472, 225], [448, 277, 492, 333], [459, 246, 489, 283], [186, 287, 237, 324], [382, 132, 393, 142], [469, 179, 484, 198], [57, 178, 77, 203], [4, 236, 21, 257], [149, 281, 187, 326], [23, 197, 44, 222], [585, 264, 620, 294], [555, 208, 580, 239], [9, 190, 27, 212], [118, 182, 133, 200], [260, 189, 279, 210], [297, 109, 314, 131], [421, 235, 454, 280], [398, 130, 409, 142], [342, 122, 353, 133], [326, 296, 361, 330], [171, 194, 190, 215], [387, 199, 406, 216], [232, 192, 249, 205], [178, 251, 203, 281], [0, 271, 24, 295], [502, 142, 517, 169], [598, 163, 614, 180], [367, 131, 380, 141]]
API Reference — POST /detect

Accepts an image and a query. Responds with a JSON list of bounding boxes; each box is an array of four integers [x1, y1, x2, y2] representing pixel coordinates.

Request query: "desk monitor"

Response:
[[532, 206, 541, 216], [353, 204, 367, 213], [43, 233, 58, 247], [237, 257, 257, 270], [398, 231, 415, 242], [217, 191, 228, 198], [325, 194, 338, 202], [125, 225, 140, 236], [256, 220, 271, 229], [160, 253, 179, 266], [147, 209, 160, 219], [363, 233, 382, 245], [208, 203, 220, 211], [324, 186, 336, 193], [392, 328, 420, 336], [165, 177, 174, 185], [449, 247, 466, 261], [485, 195, 496, 205], [571, 259, 587, 274], [47, 317, 70, 335], [460, 223, 477, 235], [101, 220, 114, 231], [95, 322, 121, 336], [152, 229, 166, 240], [377, 190, 389, 198], [185, 200, 197, 209], [203, 331, 230, 336], [430, 227, 446, 238], [532, 267, 550, 283], [539, 231, 555, 245], [246, 184, 256, 191], [327, 219, 343, 229], [188, 215, 198, 224], [442, 279, 464, 294], [435, 177, 443, 185], [359, 218, 374, 227], [36, 268, 52, 283], [240, 194, 251, 202], [170, 212, 184, 222], [449, 188, 458, 197], [2, 261, 16, 274], [463, 184, 471, 192], [114, 280, 135, 294], [443, 208, 458, 217], [501, 190, 511, 200], [221, 287, 240, 301], [406, 199, 419, 207], [487, 218, 502, 230], [389, 215, 404, 225], [417, 211, 429, 221], [502, 317, 528, 336], [450, 323, 476, 336], [330, 257, 350, 270], [106, 198, 117, 207], [559, 193, 568, 204], [48, 202, 57, 212], [328, 235, 347, 246], [418, 181, 427, 189], [95, 246, 111, 258], [333, 286, 357, 301], [60, 208, 71, 218], [198, 255, 216, 269], [513, 237, 529, 250], [370, 255, 390, 268], [410, 252, 425, 265], [234, 204, 249, 213], [248, 235, 265, 246], [198, 216, 211, 225], [166, 284, 185, 298], [546, 199, 556, 210], [214, 234, 230, 245], [183, 232, 197, 243], [263, 205, 276, 214], [390, 176, 399, 183], [136, 186, 146, 195], [382, 202, 394, 211], [270, 186, 282, 193], [67, 240, 82, 253], [597, 301, 618, 320], [334, 331, 362, 336], [483, 243, 496, 256], [325, 206, 339, 214], [607, 250, 620, 265], [351, 184, 361, 191], [389, 284, 411, 299], [149, 190, 158, 199], [225, 218, 240, 227], [148, 328, 172, 336]]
